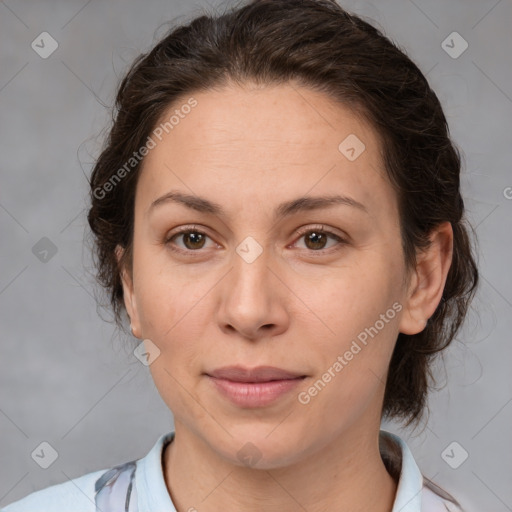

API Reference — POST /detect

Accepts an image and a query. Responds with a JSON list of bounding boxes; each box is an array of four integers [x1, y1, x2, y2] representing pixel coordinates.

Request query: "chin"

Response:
[[204, 423, 309, 470]]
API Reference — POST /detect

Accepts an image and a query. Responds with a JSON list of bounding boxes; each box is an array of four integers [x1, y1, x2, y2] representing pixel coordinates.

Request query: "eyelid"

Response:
[[167, 224, 213, 238], [291, 224, 347, 241], [165, 224, 204, 242]]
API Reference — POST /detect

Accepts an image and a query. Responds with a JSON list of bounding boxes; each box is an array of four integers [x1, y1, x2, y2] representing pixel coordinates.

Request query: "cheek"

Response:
[[132, 270, 212, 397], [133, 247, 213, 333], [301, 251, 401, 341], [137, 274, 209, 418], [297, 312, 399, 430], [295, 250, 402, 401]]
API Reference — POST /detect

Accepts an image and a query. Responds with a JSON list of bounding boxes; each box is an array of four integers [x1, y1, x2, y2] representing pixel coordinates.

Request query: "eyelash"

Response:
[[164, 224, 347, 256]]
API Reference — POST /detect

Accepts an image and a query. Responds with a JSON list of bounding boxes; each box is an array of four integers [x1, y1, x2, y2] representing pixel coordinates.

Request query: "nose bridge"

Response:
[[229, 236, 272, 308], [217, 236, 286, 338]]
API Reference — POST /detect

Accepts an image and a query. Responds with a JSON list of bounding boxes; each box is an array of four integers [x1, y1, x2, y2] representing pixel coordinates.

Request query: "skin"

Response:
[[117, 81, 453, 512]]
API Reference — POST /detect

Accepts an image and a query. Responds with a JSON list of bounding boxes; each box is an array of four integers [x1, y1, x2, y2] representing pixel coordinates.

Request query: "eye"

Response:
[[165, 226, 217, 253], [292, 225, 347, 252], [164, 224, 347, 255]]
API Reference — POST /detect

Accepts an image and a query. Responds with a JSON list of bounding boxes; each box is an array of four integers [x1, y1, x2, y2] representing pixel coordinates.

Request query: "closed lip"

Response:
[[206, 365, 306, 383]]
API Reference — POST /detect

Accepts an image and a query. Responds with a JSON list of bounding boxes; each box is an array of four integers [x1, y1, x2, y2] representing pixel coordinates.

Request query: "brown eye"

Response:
[[294, 227, 345, 252], [166, 228, 215, 253], [304, 231, 329, 250], [180, 231, 206, 250]]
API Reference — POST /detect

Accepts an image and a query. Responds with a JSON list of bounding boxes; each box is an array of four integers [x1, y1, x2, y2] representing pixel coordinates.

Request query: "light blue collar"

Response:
[[135, 430, 426, 512]]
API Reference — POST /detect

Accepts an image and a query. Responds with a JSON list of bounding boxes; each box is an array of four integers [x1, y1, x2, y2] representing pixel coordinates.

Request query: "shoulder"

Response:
[[1, 468, 108, 512], [2, 432, 174, 512]]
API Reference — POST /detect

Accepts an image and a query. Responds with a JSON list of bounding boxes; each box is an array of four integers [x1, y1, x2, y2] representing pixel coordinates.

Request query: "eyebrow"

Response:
[[147, 190, 368, 220]]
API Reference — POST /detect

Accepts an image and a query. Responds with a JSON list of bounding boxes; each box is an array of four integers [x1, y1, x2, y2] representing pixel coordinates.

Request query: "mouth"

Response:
[[205, 366, 307, 408]]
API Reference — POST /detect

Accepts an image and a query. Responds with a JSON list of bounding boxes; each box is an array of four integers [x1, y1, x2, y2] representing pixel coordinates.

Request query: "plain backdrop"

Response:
[[1, 1, 511, 511]]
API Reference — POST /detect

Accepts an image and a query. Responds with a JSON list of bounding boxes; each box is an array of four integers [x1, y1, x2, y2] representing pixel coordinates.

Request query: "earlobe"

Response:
[[398, 222, 453, 335]]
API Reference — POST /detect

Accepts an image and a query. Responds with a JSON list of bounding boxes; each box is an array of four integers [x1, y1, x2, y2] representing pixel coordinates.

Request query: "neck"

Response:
[[163, 421, 397, 512]]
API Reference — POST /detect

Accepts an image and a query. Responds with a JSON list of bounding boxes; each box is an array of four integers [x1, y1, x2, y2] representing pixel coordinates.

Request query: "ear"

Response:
[[115, 244, 141, 338], [399, 222, 454, 335]]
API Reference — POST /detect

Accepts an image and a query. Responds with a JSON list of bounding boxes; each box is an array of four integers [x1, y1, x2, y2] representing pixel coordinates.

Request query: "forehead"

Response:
[[136, 82, 395, 221]]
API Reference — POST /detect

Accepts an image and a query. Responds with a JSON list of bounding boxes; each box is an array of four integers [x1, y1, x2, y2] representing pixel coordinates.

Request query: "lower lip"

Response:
[[207, 376, 305, 408]]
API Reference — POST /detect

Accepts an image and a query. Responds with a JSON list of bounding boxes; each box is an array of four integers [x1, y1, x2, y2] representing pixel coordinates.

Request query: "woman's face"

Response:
[[120, 83, 418, 468]]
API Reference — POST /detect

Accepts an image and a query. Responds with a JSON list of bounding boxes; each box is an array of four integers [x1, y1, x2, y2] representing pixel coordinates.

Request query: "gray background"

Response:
[[1, 0, 511, 511]]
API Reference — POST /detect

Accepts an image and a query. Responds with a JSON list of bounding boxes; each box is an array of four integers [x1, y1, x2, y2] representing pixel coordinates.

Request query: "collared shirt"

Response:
[[2, 430, 462, 512]]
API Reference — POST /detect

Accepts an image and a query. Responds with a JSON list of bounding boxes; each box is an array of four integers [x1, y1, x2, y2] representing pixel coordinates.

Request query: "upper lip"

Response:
[[206, 366, 305, 383]]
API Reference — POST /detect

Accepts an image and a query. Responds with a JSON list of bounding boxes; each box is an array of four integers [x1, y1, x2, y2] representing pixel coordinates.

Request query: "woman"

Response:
[[3, 0, 478, 511]]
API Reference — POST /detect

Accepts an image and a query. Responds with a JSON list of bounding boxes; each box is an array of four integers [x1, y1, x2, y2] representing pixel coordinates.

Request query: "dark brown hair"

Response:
[[87, 0, 479, 426]]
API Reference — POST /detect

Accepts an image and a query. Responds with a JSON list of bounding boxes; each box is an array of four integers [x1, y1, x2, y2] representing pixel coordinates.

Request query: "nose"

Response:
[[216, 245, 290, 341]]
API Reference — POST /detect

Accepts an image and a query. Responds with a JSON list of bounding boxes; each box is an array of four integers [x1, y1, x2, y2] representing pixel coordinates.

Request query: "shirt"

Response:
[[2, 430, 462, 512]]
